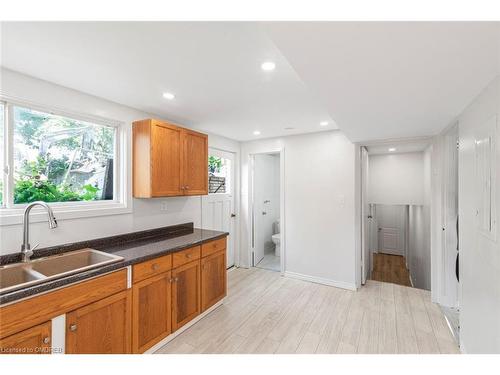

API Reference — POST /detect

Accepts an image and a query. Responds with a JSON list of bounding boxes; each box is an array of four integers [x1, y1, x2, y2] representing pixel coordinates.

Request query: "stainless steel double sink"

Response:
[[0, 249, 124, 294]]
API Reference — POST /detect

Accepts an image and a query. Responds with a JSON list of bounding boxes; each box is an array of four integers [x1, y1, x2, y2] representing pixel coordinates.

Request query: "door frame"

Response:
[[360, 146, 370, 284], [247, 148, 285, 274]]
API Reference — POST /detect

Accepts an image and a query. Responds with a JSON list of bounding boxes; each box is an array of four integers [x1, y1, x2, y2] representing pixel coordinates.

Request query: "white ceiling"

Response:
[[1, 22, 499, 143], [0, 22, 336, 141], [365, 138, 431, 155], [264, 22, 500, 142]]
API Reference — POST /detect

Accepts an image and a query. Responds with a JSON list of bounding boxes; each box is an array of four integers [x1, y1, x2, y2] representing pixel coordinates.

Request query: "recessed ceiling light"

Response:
[[320, 121, 329, 126], [284, 127, 295, 130], [253, 130, 261, 136], [162, 92, 175, 100], [388, 148, 396, 152], [261, 61, 276, 71]]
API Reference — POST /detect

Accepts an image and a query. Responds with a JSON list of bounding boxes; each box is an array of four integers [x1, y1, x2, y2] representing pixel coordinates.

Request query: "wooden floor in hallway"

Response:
[[155, 267, 459, 354], [371, 253, 412, 287]]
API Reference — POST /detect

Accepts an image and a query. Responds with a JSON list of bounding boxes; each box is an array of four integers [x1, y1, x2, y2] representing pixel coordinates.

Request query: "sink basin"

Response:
[[0, 249, 124, 295], [0, 266, 46, 292]]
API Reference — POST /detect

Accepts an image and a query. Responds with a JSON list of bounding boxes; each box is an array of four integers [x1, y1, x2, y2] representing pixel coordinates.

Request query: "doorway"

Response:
[[370, 204, 412, 287], [202, 148, 236, 268], [250, 151, 283, 273]]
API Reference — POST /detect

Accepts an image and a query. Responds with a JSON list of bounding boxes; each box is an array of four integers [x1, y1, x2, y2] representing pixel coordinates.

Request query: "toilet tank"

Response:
[[273, 220, 280, 234]]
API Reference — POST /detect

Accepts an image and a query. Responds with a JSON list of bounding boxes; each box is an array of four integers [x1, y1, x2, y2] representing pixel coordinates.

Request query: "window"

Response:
[[208, 154, 231, 194], [12, 106, 115, 204], [0, 100, 126, 221]]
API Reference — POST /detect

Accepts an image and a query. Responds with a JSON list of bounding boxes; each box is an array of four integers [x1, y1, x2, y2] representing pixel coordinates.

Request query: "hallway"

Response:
[[371, 253, 412, 287]]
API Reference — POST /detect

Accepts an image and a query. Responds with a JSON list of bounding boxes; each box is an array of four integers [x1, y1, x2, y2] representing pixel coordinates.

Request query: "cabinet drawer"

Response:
[[172, 246, 201, 268], [133, 254, 172, 283], [201, 237, 227, 258]]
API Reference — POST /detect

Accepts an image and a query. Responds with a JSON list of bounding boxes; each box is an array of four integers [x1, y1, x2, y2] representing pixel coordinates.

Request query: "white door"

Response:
[[377, 204, 406, 256], [443, 125, 459, 307], [361, 147, 370, 284], [202, 149, 236, 268]]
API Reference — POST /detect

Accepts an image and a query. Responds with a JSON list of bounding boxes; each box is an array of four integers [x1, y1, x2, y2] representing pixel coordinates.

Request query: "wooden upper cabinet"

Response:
[[66, 290, 131, 354], [133, 119, 208, 198], [0, 321, 52, 355], [151, 122, 183, 196], [182, 130, 208, 195]]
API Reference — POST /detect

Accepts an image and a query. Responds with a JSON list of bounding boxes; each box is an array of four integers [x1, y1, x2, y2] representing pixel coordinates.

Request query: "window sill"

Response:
[[0, 202, 132, 226]]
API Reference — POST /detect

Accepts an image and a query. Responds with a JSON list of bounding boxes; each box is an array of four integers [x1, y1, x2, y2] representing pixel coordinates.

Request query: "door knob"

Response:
[[231, 213, 236, 218], [262, 211, 267, 215], [69, 324, 77, 332], [43, 337, 50, 344]]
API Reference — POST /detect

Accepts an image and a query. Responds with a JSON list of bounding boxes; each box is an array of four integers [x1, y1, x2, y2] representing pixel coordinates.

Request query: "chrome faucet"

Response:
[[21, 201, 58, 262]]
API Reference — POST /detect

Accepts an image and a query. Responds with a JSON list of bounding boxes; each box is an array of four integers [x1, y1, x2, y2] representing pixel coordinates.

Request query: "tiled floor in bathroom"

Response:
[[256, 247, 281, 272]]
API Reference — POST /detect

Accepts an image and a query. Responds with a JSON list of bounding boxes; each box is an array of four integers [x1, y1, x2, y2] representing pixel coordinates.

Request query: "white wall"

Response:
[[457, 76, 500, 353], [0, 68, 240, 255], [253, 154, 280, 255], [368, 152, 425, 205], [407, 147, 432, 290], [241, 131, 357, 289]]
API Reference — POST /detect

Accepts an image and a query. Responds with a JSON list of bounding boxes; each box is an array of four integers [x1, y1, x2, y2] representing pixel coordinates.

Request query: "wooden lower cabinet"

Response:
[[172, 259, 201, 331], [132, 272, 172, 353], [66, 290, 131, 354], [201, 249, 227, 312], [0, 321, 52, 355]]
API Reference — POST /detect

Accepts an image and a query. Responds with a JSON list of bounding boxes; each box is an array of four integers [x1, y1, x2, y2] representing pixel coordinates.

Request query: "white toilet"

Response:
[[271, 220, 280, 257]]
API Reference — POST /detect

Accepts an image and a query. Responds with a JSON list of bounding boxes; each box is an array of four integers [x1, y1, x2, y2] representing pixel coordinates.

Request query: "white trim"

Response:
[[51, 314, 66, 354], [284, 271, 357, 291], [146, 299, 224, 354], [126, 266, 132, 289], [0, 94, 131, 225]]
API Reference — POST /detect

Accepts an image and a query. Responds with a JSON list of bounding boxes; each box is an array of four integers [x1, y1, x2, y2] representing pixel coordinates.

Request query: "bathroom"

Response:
[[252, 153, 281, 272]]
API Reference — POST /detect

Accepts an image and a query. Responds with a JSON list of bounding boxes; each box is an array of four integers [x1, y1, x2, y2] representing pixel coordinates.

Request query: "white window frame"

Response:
[[208, 148, 233, 195], [0, 95, 131, 226]]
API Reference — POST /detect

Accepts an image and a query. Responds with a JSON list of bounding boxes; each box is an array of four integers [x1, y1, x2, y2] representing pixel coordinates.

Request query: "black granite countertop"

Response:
[[0, 223, 228, 305]]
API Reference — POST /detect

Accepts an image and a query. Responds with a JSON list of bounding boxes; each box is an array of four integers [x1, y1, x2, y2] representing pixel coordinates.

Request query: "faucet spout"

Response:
[[21, 201, 58, 262]]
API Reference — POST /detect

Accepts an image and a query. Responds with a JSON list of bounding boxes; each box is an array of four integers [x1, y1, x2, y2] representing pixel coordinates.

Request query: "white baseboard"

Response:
[[145, 299, 224, 354], [284, 271, 357, 291]]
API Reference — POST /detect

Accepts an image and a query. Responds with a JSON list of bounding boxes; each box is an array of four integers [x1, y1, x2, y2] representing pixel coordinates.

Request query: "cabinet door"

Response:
[[182, 130, 208, 195], [151, 122, 183, 196], [66, 290, 131, 354], [201, 250, 227, 312], [0, 321, 51, 355], [172, 260, 201, 331], [132, 272, 172, 353]]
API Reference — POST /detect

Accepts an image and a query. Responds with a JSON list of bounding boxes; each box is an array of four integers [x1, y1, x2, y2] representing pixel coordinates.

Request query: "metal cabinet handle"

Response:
[[186, 254, 192, 258], [43, 337, 50, 344], [185, 186, 190, 190], [151, 263, 159, 270], [69, 324, 77, 332], [175, 277, 179, 282]]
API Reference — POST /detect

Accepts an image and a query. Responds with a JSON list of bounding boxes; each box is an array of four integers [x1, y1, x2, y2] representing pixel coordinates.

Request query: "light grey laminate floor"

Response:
[[156, 267, 459, 354]]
